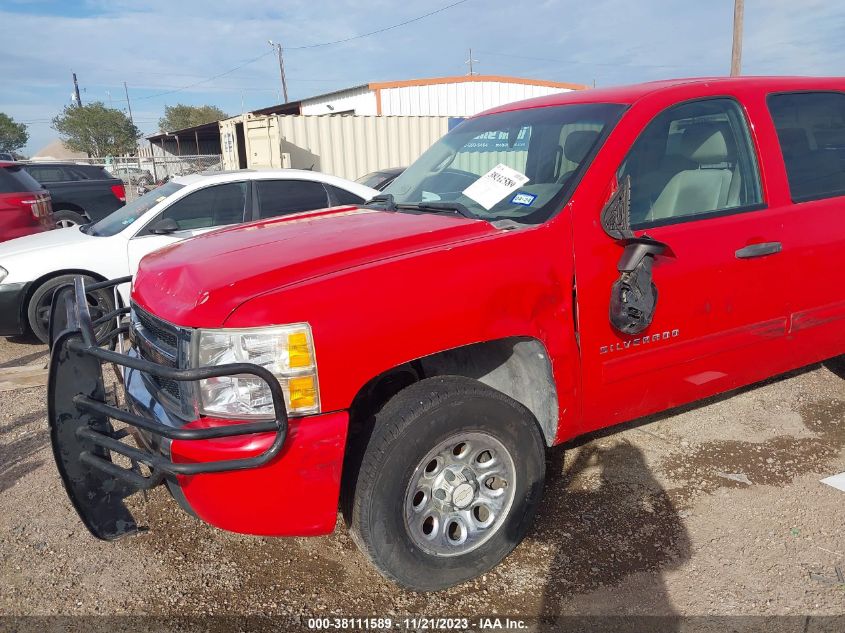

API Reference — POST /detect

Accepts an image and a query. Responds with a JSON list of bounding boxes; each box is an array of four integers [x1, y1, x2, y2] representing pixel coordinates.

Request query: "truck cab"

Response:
[[48, 77, 845, 591]]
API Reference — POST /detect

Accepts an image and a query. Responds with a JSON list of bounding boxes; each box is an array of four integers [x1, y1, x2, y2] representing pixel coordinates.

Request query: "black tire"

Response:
[[348, 376, 546, 591], [53, 209, 87, 228], [27, 274, 114, 343]]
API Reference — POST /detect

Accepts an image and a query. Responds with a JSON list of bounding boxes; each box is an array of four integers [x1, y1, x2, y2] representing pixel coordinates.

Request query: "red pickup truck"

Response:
[[48, 77, 845, 591]]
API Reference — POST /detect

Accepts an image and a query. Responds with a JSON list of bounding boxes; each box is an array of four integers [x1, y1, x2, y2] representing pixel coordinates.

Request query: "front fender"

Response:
[[224, 223, 580, 441]]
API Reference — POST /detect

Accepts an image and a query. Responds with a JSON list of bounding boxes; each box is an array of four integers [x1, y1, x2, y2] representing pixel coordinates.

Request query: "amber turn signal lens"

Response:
[[288, 332, 313, 368], [289, 375, 317, 410]]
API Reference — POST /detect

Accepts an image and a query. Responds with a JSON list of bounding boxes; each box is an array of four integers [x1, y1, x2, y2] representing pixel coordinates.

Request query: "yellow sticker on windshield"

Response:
[[155, 196, 166, 203]]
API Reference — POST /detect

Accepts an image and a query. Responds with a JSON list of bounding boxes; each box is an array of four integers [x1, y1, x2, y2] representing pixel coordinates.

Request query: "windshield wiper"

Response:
[[395, 202, 479, 220], [363, 193, 397, 211]]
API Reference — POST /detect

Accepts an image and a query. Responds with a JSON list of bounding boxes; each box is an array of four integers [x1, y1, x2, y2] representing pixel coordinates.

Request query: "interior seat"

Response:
[[557, 130, 600, 182], [649, 123, 737, 221]]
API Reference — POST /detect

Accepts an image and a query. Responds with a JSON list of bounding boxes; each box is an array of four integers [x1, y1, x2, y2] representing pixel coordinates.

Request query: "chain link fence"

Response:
[[28, 155, 223, 202]]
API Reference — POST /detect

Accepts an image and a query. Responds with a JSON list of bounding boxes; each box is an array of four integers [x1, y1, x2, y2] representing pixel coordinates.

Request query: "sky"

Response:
[[1, 0, 843, 155]]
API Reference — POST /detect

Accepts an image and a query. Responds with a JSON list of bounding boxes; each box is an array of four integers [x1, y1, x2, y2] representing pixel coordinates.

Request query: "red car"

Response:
[[0, 161, 54, 242], [48, 77, 845, 590]]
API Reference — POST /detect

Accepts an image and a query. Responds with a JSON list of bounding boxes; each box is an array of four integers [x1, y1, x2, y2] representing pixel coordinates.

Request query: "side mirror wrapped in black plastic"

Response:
[[600, 177, 667, 335]]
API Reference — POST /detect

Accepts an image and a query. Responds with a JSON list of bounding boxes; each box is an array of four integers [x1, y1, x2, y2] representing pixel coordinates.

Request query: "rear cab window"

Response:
[[767, 92, 845, 202], [26, 165, 69, 182]]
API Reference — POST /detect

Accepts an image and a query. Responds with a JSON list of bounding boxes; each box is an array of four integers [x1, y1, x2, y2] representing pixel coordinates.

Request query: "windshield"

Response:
[[356, 172, 387, 188], [86, 181, 185, 237], [382, 103, 625, 225]]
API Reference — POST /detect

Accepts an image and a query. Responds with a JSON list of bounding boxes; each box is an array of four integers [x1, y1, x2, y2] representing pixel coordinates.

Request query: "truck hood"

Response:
[[133, 206, 497, 327]]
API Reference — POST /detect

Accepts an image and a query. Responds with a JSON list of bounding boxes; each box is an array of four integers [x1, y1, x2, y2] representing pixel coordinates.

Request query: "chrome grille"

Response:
[[155, 376, 182, 400], [130, 303, 185, 402], [134, 305, 178, 351]]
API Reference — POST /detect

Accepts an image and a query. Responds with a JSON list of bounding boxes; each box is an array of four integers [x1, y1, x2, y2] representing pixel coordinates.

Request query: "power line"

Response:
[[474, 49, 697, 71], [133, 50, 274, 101], [286, 0, 471, 50], [113, 0, 472, 102]]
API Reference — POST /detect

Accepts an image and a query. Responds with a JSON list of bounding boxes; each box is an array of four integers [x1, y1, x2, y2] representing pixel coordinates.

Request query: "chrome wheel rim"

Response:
[[404, 431, 516, 557], [56, 219, 78, 228]]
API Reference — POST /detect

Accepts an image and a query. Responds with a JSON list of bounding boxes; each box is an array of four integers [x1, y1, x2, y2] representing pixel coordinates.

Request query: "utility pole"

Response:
[[123, 81, 140, 165], [465, 48, 479, 76], [268, 40, 289, 103], [123, 81, 135, 126], [730, 0, 744, 76], [72, 72, 82, 107]]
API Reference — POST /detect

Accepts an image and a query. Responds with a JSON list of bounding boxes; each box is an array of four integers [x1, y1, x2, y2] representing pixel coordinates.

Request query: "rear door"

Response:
[[126, 181, 249, 273], [766, 90, 845, 365], [573, 95, 793, 432]]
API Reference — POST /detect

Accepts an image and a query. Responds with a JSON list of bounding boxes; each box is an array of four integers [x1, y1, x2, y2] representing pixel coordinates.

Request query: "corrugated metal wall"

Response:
[[449, 122, 601, 177], [379, 82, 572, 117], [220, 111, 599, 182], [300, 86, 378, 116], [226, 114, 450, 180], [219, 117, 240, 169]]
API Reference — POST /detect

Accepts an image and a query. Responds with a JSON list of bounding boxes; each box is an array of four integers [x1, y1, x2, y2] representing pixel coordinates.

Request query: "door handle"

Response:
[[735, 242, 782, 259]]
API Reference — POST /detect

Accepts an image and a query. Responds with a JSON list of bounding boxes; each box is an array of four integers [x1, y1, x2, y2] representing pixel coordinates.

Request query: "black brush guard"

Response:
[[47, 276, 289, 541]]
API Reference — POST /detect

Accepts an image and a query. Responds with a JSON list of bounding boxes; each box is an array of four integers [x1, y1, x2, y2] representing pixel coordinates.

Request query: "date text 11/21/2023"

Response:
[[305, 617, 528, 630]]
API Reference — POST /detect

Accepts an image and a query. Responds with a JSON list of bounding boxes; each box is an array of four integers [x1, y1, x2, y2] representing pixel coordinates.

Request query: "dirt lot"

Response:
[[1, 334, 844, 630]]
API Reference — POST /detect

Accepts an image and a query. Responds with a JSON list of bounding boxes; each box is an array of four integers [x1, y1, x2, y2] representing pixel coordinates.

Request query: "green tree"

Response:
[[0, 113, 29, 154], [52, 102, 140, 157], [158, 104, 228, 132]]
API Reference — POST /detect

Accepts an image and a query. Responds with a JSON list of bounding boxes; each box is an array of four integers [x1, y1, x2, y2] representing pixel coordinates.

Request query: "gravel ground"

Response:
[[1, 334, 844, 630]]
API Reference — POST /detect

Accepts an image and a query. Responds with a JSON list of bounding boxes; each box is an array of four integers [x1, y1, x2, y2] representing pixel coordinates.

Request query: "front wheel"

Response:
[[348, 376, 546, 591], [27, 274, 115, 343]]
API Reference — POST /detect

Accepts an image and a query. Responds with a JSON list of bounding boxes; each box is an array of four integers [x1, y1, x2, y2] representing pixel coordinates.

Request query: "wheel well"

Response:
[[51, 203, 88, 219], [22, 269, 110, 330], [349, 337, 559, 447]]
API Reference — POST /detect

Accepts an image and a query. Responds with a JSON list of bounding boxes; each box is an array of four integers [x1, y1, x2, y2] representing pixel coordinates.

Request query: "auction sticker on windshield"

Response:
[[462, 163, 530, 210]]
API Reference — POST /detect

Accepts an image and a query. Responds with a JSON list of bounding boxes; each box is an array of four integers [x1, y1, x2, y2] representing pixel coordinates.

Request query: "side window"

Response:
[[326, 184, 365, 206], [159, 182, 246, 230], [767, 92, 845, 202], [256, 180, 329, 219], [28, 166, 67, 182], [619, 98, 763, 228]]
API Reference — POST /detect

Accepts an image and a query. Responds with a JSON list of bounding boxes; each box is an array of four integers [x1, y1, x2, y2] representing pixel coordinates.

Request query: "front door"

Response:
[[127, 181, 249, 274], [574, 96, 793, 432]]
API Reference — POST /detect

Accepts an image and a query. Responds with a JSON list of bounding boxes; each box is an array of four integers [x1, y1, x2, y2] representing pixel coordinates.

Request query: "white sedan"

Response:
[[0, 169, 376, 342]]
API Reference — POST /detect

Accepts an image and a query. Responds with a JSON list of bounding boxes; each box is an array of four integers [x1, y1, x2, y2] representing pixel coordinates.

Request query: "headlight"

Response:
[[0, 266, 7, 284], [194, 323, 319, 418]]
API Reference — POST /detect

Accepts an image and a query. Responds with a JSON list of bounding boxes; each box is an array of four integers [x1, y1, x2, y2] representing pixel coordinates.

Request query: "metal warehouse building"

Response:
[[148, 75, 588, 180], [296, 75, 588, 117]]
